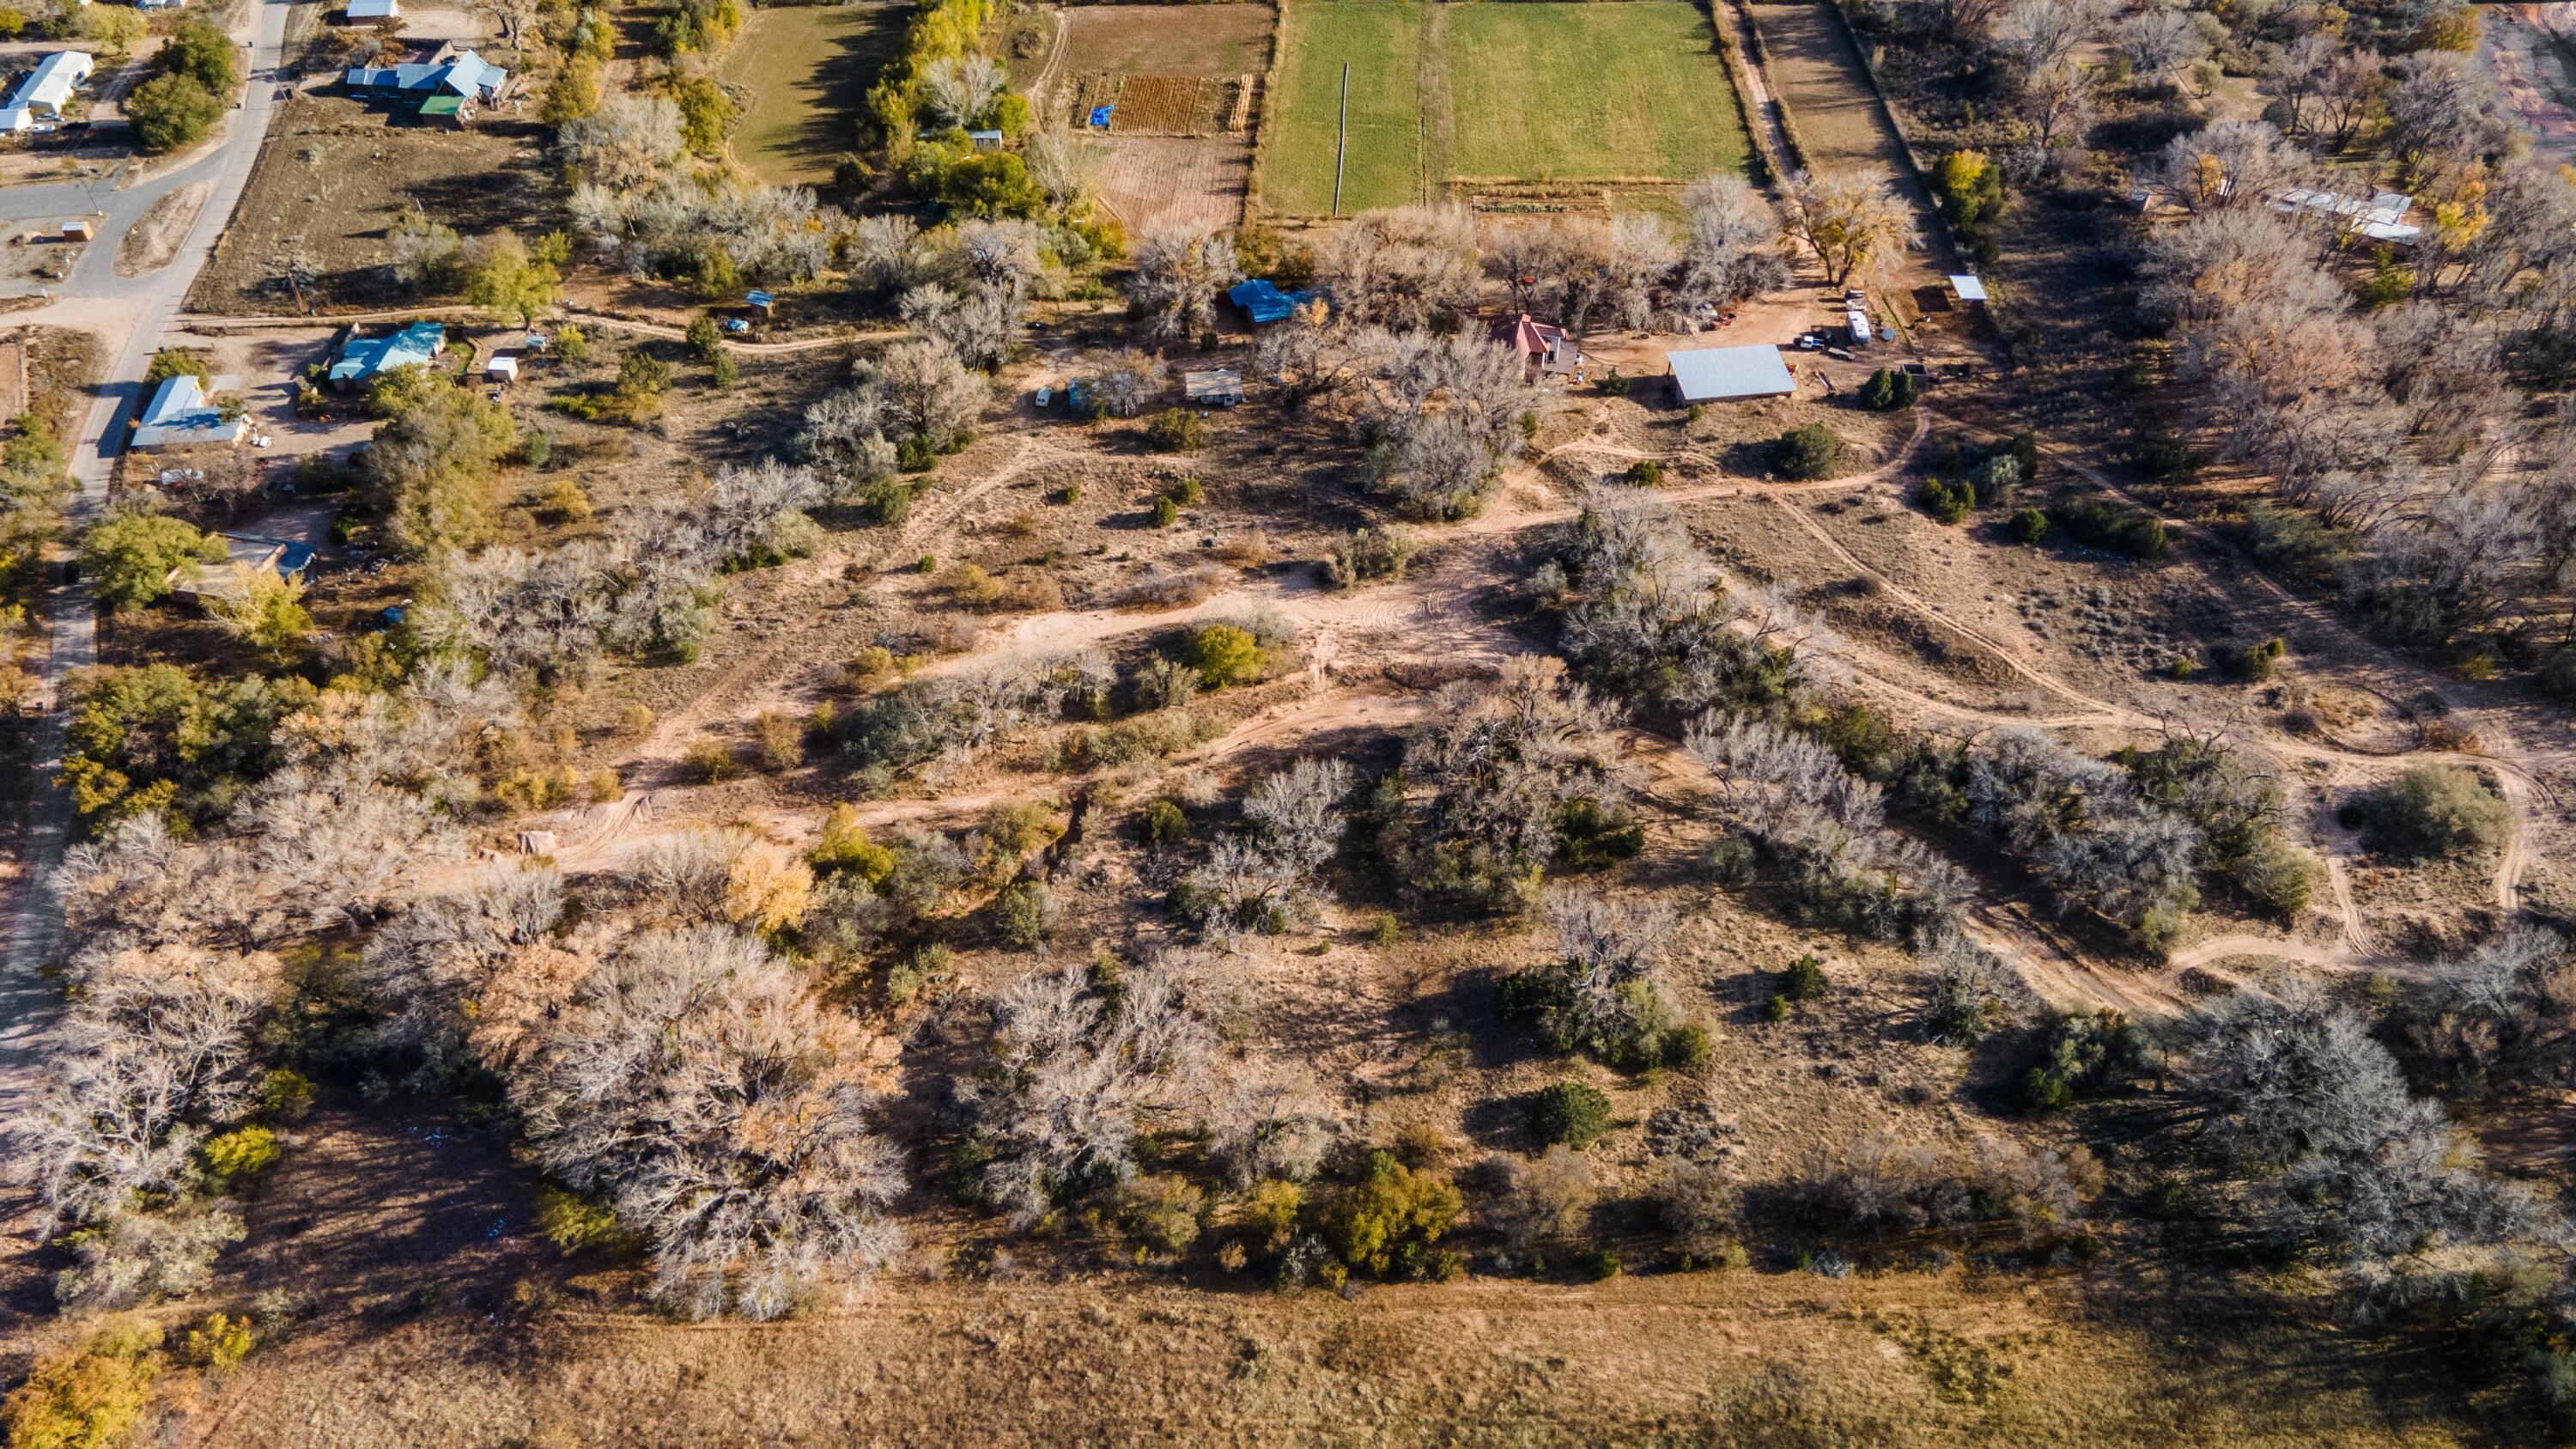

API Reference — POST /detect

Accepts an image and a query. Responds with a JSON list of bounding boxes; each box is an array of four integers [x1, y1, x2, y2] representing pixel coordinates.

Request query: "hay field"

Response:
[[1262, 2, 1750, 215], [1439, 2, 1748, 185]]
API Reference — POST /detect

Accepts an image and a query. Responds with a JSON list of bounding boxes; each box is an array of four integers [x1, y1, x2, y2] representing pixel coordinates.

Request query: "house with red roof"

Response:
[[1493, 313, 1584, 380]]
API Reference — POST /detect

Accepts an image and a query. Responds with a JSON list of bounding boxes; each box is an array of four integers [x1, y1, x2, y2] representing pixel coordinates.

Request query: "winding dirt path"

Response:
[[582, 396, 2548, 1015], [172, 307, 902, 355]]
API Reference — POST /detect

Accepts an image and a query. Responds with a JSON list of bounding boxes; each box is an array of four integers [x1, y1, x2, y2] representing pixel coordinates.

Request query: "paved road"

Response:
[[0, 0, 299, 1141]]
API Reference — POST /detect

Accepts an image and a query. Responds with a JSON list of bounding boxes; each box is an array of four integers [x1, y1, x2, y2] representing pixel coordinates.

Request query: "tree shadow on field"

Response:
[[225, 1104, 544, 1327], [2071, 1263, 2526, 1442], [788, 5, 908, 180]]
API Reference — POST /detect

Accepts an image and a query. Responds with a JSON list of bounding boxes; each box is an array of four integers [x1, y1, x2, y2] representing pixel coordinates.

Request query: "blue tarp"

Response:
[[1088, 104, 1114, 129], [745, 290, 775, 307], [1228, 278, 1314, 326]]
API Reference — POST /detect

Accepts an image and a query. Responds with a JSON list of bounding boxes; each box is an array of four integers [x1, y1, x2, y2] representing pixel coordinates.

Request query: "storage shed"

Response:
[[1665, 344, 1795, 403], [1183, 368, 1243, 407]]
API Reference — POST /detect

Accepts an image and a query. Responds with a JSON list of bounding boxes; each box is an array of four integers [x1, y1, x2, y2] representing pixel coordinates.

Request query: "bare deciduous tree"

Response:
[[511, 924, 905, 1319], [1990, 0, 2111, 76], [557, 94, 687, 194], [1125, 222, 1238, 341], [962, 956, 1226, 1222], [2182, 986, 2540, 1279], [1485, 1146, 1595, 1254], [2154, 119, 2310, 214], [1315, 204, 1480, 332], [919, 53, 1005, 131], [1677, 174, 1793, 314], [1023, 127, 1098, 210], [358, 865, 566, 1079], [854, 338, 987, 450], [1250, 300, 1369, 413], [1382, 656, 1631, 914], [2117, 6, 2205, 91]]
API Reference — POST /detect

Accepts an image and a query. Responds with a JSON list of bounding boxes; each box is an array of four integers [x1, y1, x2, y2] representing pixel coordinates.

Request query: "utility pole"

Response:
[[1332, 61, 1348, 217]]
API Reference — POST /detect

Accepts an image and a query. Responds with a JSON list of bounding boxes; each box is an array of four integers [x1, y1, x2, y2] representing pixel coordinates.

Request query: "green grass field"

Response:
[[1261, 1, 1426, 216], [720, 4, 902, 186], [1260, 1, 1748, 215], [1442, 3, 1747, 183]]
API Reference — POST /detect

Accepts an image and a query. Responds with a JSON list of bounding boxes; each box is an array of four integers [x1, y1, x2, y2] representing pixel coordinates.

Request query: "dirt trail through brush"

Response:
[[586, 400, 2550, 1014], [626, 435, 1086, 783], [529, 686, 1435, 877]]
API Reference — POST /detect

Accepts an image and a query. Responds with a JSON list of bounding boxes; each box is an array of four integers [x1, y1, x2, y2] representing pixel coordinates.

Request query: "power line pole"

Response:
[[1333, 61, 1349, 217]]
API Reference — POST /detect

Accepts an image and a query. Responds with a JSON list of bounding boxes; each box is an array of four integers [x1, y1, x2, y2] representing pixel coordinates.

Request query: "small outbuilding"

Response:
[[1947, 274, 1988, 305], [59, 219, 91, 242], [483, 353, 519, 385], [1183, 368, 1243, 408], [966, 129, 1002, 151], [745, 289, 775, 313], [345, 0, 400, 18], [1665, 344, 1796, 403]]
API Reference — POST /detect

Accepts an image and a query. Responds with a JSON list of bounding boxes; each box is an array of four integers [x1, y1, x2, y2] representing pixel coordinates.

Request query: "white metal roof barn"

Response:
[[1665, 344, 1796, 402]]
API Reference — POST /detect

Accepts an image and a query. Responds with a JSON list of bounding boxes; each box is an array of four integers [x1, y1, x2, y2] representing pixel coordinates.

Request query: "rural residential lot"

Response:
[[3, 1, 2576, 1446]]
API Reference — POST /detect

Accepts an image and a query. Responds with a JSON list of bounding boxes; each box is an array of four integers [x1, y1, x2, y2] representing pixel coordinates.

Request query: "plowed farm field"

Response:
[[1041, 4, 1273, 226]]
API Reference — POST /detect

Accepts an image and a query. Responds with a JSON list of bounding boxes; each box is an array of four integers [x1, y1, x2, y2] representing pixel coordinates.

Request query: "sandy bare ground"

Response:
[[112, 180, 209, 278], [1089, 135, 1252, 233]]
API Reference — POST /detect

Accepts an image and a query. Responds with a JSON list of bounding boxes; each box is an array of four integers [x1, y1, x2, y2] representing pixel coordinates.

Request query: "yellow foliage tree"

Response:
[[724, 842, 815, 934]]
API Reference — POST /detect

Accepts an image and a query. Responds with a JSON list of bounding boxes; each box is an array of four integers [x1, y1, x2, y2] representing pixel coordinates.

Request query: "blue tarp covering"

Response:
[[1088, 104, 1114, 128], [745, 290, 775, 307], [1228, 278, 1314, 326]]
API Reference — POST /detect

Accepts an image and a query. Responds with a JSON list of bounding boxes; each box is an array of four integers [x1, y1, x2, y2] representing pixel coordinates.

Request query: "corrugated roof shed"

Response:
[[1948, 274, 1988, 302], [1666, 344, 1795, 402], [1184, 368, 1243, 405]]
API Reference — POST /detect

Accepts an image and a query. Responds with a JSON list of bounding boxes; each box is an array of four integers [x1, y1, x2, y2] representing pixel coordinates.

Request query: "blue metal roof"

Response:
[[1228, 278, 1314, 325], [329, 320, 445, 383], [346, 50, 506, 100], [131, 373, 246, 450]]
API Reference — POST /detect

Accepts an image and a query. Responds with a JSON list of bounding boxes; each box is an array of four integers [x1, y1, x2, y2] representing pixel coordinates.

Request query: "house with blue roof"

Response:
[[328, 320, 446, 392], [1228, 278, 1315, 326], [343, 46, 507, 124], [131, 373, 248, 452]]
